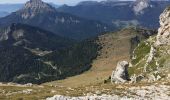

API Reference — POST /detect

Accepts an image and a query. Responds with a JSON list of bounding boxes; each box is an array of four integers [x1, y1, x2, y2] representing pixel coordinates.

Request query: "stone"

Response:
[[24, 83, 33, 87], [156, 75, 161, 81], [130, 74, 144, 84], [148, 74, 156, 82], [111, 61, 130, 83], [147, 46, 156, 63], [130, 74, 137, 83], [167, 74, 170, 79]]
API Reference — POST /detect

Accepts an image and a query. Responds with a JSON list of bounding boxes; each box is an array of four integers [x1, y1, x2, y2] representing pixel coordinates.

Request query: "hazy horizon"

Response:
[[0, 0, 106, 5]]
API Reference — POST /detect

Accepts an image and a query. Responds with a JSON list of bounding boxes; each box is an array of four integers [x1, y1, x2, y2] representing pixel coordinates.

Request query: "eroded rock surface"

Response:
[[156, 7, 170, 46], [111, 61, 130, 83]]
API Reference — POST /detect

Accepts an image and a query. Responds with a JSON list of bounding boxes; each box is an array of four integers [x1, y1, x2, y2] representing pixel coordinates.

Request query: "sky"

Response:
[[0, 0, 105, 5]]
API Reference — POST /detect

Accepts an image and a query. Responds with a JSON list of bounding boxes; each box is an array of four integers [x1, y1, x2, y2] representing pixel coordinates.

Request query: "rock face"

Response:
[[131, 6, 170, 82], [133, 0, 152, 15], [111, 61, 130, 83], [20, 0, 55, 19], [156, 7, 170, 46]]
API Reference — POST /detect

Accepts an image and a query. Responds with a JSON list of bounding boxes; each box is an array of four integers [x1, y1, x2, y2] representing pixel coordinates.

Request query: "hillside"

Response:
[[0, 23, 100, 84], [0, 23, 156, 85], [0, 23, 73, 50], [46, 27, 156, 87], [0, 23, 72, 84]]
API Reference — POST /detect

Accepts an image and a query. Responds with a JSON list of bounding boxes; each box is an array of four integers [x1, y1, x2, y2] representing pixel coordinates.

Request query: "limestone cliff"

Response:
[[156, 7, 170, 46], [130, 6, 170, 82]]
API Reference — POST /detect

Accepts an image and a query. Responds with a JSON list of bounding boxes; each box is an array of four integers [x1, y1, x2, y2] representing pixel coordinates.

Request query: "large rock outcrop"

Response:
[[21, 0, 56, 19], [156, 7, 170, 46], [130, 7, 170, 82], [111, 61, 130, 83]]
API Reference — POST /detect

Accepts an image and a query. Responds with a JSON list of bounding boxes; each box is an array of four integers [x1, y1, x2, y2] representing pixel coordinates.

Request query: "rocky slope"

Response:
[[47, 83, 170, 100], [0, 0, 112, 40], [0, 81, 169, 100], [44, 27, 156, 87], [129, 6, 170, 83], [156, 7, 170, 46]]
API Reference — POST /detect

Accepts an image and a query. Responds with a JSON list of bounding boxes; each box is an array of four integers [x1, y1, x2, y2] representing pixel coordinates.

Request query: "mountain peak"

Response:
[[29, 0, 44, 5], [18, 0, 56, 19], [24, 0, 54, 9], [30, 0, 42, 2]]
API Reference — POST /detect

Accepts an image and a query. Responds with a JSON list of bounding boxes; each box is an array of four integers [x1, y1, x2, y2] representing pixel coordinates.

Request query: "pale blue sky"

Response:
[[0, 0, 106, 5]]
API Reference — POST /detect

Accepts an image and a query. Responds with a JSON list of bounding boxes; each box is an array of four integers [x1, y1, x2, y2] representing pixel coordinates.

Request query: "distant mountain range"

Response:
[[0, 4, 23, 17], [0, 3, 59, 18], [1, 0, 170, 30], [0, 0, 112, 40], [57, 0, 170, 29]]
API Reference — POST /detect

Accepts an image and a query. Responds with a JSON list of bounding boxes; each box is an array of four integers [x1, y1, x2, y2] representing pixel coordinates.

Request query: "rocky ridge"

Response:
[[156, 7, 170, 46], [129, 6, 170, 83]]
